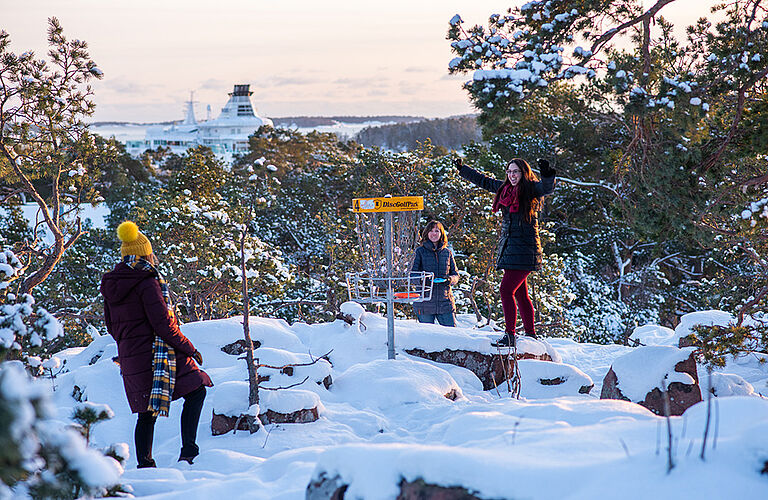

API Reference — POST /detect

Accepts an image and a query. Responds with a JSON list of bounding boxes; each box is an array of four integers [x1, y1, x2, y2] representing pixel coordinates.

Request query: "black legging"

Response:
[[135, 385, 207, 467]]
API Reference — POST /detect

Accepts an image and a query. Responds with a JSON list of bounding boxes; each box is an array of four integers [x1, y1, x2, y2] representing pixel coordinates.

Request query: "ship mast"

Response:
[[182, 91, 197, 125]]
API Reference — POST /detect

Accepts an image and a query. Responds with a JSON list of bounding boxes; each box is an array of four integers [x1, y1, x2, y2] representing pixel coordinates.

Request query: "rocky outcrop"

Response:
[[220, 339, 261, 355], [211, 406, 320, 435], [305, 475, 484, 500], [306, 473, 348, 500], [601, 350, 702, 416], [397, 479, 484, 500], [539, 376, 593, 394], [405, 347, 551, 391]]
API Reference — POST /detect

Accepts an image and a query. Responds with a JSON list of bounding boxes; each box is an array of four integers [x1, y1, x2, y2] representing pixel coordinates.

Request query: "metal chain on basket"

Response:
[[354, 210, 421, 278]]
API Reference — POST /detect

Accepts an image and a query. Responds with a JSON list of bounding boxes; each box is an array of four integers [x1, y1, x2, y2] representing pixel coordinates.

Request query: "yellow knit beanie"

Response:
[[117, 221, 153, 257]]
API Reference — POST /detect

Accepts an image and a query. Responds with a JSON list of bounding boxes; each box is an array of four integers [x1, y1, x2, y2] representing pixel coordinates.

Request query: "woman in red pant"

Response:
[[455, 157, 556, 346]]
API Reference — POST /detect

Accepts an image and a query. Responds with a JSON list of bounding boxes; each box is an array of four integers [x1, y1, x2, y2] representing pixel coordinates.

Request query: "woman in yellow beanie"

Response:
[[101, 221, 212, 468]]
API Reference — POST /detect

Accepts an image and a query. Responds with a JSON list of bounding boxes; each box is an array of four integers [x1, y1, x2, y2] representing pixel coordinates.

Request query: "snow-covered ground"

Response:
[[41, 307, 768, 499]]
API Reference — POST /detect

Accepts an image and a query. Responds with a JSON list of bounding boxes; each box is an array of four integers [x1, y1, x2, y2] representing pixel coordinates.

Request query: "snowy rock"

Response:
[[709, 372, 755, 397], [601, 346, 701, 415], [332, 359, 463, 408], [306, 474, 484, 500], [405, 339, 553, 391], [220, 338, 261, 355], [629, 324, 676, 346], [211, 381, 322, 434], [306, 472, 348, 500], [674, 310, 734, 347], [518, 359, 594, 397], [340, 301, 365, 320]]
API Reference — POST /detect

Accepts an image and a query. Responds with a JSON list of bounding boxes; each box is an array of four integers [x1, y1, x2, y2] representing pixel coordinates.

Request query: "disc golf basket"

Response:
[[346, 195, 434, 359]]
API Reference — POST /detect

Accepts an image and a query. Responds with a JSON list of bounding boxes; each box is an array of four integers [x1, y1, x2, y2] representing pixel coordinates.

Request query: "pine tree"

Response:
[[0, 18, 114, 295]]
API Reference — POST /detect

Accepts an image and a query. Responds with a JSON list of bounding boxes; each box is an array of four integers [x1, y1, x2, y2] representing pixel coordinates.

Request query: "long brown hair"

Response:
[[508, 158, 541, 222], [421, 220, 447, 249]]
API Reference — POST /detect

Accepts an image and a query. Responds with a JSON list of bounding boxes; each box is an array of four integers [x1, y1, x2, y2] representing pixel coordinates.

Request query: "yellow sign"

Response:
[[352, 196, 424, 213]]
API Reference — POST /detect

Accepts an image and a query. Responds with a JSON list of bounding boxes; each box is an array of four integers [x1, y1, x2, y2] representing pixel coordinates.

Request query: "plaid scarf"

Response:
[[124, 255, 176, 417]]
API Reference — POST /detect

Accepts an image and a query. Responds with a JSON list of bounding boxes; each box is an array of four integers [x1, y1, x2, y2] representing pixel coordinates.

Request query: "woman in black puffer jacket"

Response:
[[456, 158, 556, 345], [410, 220, 460, 327]]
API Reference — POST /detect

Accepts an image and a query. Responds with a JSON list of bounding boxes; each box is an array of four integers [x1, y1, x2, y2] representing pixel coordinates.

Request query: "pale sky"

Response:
[[3, 0, 719, 122]]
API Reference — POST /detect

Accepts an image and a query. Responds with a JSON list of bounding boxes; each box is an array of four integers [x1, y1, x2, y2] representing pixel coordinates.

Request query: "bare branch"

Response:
[[589, 0, 676, 56], [255, 349, 333, 370], [700, 65, 768, 172], [260, 376, 310, 391], [737, 284, 768, 326]]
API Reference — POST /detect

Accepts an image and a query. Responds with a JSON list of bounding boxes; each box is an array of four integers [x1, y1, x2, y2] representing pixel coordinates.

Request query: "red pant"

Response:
[[500, 269, 535, 335]]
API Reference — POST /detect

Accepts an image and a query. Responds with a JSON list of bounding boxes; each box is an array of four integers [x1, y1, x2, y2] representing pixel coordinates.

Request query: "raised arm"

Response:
[[533, 158, 556, 198], [455, 159, 504, 194]]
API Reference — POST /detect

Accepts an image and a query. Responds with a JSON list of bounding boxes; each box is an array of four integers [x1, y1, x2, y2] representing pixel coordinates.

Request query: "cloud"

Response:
[[440, 73, 468, 81], [404, 66, 431, 73], [199, 78, 229, 90], [98, 78, 163, 96], [333, 77, 390, 88], [269, 76, 324, 86]]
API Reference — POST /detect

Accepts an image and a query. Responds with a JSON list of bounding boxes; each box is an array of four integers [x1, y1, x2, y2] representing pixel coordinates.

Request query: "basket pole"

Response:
[[385, 210, 396, 359]]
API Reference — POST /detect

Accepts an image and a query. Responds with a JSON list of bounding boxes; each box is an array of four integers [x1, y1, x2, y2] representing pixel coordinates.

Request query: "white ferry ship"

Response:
[[126, 84, 273, 158]]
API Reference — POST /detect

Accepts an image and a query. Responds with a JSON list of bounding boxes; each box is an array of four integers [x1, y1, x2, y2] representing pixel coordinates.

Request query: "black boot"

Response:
[[492, 332, 515, 347]]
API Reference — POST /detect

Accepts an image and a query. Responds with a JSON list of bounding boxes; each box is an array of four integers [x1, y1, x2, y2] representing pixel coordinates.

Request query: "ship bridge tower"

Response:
[[219, 84, 258, 118]]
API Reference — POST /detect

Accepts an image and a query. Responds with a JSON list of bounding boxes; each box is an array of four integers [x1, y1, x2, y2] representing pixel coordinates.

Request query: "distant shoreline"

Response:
[[89, 115, 428, 128]]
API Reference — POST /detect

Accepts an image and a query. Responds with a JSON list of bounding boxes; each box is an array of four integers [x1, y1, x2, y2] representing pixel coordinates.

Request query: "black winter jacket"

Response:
[[410, 240, 459, 315], [459, 164, 555, 271]]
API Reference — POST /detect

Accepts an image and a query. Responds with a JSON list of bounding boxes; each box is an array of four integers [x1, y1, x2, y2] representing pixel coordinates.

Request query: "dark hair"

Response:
[[421, 220, 447, 248], [507, 158, 541, 222]]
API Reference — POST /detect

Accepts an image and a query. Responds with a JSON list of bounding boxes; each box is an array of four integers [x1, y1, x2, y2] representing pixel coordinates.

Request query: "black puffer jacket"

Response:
[[459, 164, 555, 271], [410, 240, 459, 315]]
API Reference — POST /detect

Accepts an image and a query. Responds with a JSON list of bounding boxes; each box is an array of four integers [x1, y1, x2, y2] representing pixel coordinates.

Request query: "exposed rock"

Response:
[[306, 472, 348, 500], [89, 351, 104, 365], [305, 476, 485, 500], [261, 406, 320, 424], [600, 368, 626, 402], [601, 350, 702, 416], [443, 388, 461, 401], [72, 385, 84, 402], [678, 335, 697, 348], [539, 377, 565, 386], [335, 311, 355, 326], [537, 376, 593, 394], [397, 478, 484, 500], [517, 359, 594, 397], [405, 347, 551, 391], [221, 339, 262, 355], [211, 406, 320, 435]]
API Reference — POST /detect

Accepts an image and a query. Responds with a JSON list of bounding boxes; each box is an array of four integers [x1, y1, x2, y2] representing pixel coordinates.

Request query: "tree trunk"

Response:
[[240, 230, 260, 433]]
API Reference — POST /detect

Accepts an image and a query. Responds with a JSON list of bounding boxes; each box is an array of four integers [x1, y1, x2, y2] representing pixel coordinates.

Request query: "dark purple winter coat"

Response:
[[101, 263, 212, 413]]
